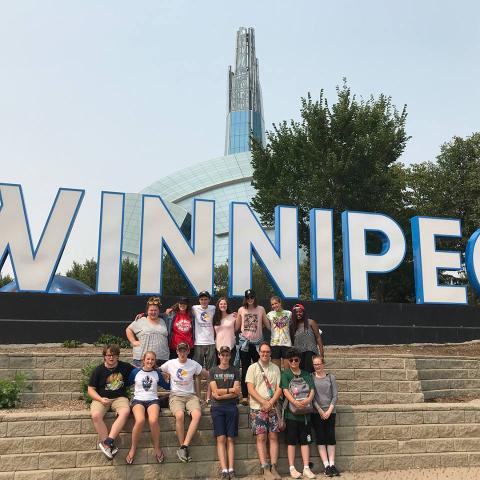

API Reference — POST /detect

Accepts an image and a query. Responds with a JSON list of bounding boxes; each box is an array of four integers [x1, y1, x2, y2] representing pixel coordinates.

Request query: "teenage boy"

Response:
[[192, 290, 216, 402], [280, 347, 316, 479], [160, 341, 209, 463], [245, 342, 282, 480], [209, 346, 241, 479], [88, 343, 134, 459]]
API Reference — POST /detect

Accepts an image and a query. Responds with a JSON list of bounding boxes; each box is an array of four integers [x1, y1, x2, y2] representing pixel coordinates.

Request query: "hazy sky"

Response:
[[1, 0, 479, 275]]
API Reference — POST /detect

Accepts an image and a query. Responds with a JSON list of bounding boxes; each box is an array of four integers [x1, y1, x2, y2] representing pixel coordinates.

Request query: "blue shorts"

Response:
[[131, 399, 160, 410], [211, 403, 239, 438]]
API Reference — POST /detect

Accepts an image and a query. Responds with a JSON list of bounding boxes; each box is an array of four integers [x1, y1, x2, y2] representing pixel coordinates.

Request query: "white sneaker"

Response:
[[290, 467, 302, 479], [303, 466, 316, 479]]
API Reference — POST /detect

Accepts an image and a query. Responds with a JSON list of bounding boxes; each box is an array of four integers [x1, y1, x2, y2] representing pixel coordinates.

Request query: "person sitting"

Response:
[[160, 341, 209, 463], [87, 343, 133, 459]]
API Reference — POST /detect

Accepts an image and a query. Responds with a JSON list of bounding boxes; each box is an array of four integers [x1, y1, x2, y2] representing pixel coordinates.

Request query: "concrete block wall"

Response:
[[2, 404, 480, 479], [1, 353, 480, 405]]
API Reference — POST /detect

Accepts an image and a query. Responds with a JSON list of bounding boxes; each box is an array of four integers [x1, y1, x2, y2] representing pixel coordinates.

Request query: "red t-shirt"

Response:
[[170, 312, 194, 349]]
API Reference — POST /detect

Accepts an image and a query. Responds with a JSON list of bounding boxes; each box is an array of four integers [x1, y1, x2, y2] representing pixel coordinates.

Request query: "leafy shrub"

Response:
[[0, 373, 28, 409], [62, 339, 82, 348], [96, 333, 131, 349], [80, 362, 98, 406]]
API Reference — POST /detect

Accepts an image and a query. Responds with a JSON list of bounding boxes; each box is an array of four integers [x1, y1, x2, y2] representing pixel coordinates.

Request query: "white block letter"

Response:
[[138, 196, 214, 295], [0, 183, 84, 292], [342, 211, 406, 301], [310, 209, 335, 300], [96, 192, 125, 294], [228, 203, 299, 298], [411, 216, 466, 304]]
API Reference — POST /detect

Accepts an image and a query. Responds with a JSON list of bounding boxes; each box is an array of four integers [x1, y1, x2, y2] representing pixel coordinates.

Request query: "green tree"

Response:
[[66, 258, 97, 290], [251, 81, 410, 301], [0, 273, 13, 288], [120, 257, 138, 295]]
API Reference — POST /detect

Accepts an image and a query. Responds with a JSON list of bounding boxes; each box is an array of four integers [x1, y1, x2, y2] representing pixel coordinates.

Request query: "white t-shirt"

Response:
[[130, 368, 162, 402], [160, 358, 202, 396], [192, 305, 216, 345], [267, 309, 292, 346]]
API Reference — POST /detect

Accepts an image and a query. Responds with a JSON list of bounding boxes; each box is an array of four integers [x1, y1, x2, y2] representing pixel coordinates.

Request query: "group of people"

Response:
[[87, 290, 340, 478]]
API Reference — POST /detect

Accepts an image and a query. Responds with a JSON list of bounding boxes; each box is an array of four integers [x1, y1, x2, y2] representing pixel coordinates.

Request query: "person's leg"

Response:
[[90, 402, 108, 440], [239, 347, 250, 399], [174, 410, 186, 446], [300, 444, 311, 467], [184, 408, 201, 446], [287, 444, 296, 468], [303, 351, 314, 373], [256, 433, 268, 465], [216, 435, 228, 471], [327, 445, 336, 465], [127, 404, 146, 460], [146, 403, 162, 455], [268, 432, 279, 466], [226, 437, 235, 471], [109, 406, 130, 440]]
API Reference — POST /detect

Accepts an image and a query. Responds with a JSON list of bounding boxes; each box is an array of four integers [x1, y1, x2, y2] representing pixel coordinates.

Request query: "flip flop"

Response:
[[125, 453, 135, 465], [156, 450, 165, 464]]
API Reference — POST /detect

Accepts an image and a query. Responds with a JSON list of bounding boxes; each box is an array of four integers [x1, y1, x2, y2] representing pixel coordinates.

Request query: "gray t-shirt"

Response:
[[209, 365, 240, 407], [128, 316, 169, 362], [312, 373, 338, 413]]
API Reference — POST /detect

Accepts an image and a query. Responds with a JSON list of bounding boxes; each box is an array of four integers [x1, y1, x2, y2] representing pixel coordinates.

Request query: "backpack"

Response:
[[287, 374, 314, 415]]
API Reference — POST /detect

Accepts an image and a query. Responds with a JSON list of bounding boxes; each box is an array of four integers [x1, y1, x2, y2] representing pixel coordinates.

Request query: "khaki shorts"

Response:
[[90, 397, 130, 416], [169, 394, 201, 416]]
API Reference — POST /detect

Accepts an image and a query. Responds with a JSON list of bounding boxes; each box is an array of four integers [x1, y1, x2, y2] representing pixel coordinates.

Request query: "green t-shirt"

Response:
[[280, 368, 314, 422]]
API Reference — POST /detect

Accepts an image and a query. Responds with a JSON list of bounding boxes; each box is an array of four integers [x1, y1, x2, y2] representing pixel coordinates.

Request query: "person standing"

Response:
[[126, 296, 170, 367], [160, 342, 209, 463], [290, 303, 324, 373], [88, 344, 134, 459], [311, 355, 340, 477], [267, 296, 292, 369], [236, 289, 270, 405], [245, 342, 282, 480], [209, 346, 241, 479], [213, 297, 237, 365], [280, 348, 316, 479], [167, 297, 195, 358]]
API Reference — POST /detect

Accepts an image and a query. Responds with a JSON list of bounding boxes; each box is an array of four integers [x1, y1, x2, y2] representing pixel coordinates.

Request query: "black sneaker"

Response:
[[98, 441, 113, 460], [110, 442, 119, 457], [177, 446, 189, 463], [324, 465, 333, 477], [330, 465, 340, 476]]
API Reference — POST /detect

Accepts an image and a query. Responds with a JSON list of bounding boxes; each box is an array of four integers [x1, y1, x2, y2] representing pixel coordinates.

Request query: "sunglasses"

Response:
[[289, 358, 300, 363]]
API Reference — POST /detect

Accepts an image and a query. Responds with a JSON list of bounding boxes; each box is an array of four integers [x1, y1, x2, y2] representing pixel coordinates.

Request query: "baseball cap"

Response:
[[219, 345, 231, 354], [177, 342, 190, 351], [198, 290, 211, 299], [178, 297, 189, 305], [244, 289, 256, 298], [293, 303, 305, 311]]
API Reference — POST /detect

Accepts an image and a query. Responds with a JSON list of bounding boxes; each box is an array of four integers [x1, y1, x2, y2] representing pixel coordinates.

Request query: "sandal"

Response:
[[156, 450, 165, 464], [125, 452, 135, 465]]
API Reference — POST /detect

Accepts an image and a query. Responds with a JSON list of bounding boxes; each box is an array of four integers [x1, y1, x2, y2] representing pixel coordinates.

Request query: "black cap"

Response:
[[244, 289, 256, 298], [178, 297, 189, 305], [219, 345, 231, 354], [198, 290, 211, 299]]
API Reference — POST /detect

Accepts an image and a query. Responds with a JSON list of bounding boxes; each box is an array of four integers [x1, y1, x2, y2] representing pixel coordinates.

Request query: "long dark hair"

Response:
[[290, 304, 309, 341], [213, 297, 231, 326], [171, 302, 192, 317]]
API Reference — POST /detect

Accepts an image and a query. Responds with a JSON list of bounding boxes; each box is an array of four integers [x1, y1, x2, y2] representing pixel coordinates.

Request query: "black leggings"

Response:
[[300, 351, 315, 373], [240, 344, 259, 398]]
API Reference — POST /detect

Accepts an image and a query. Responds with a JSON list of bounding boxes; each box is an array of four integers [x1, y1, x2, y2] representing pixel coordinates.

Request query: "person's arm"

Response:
[[261, 308, 270, 330], [126, 324, 141, 347], [156, 370, 170, 390], [210, 379, 240, 400], [235, 308, 243, 332], [322, 375, 338, 419], [310, 319, 324, 357], [247, 382, 271, 411]]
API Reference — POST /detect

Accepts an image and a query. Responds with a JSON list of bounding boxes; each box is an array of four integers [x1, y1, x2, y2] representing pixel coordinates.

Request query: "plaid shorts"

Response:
[[250, 408, 280, 435]]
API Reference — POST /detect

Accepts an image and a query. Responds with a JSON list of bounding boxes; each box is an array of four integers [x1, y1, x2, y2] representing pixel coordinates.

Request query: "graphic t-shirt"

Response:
[[209, 365, 240, 406], [214, 313, 236, 350], [160, 358, 202, 396], [239, 306, 264, 342], [128, 368, 170, 402], [192, 305, 216, 345], [89, 361, 134, 399], [267, 309, 292, 346], [244, 361, 281, 410], [128, 316, 169, 361], [170, 312, 194, 349], [280, 368, 314, 422]]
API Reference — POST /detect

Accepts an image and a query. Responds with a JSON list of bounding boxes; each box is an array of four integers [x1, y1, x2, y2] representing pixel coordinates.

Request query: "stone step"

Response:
[[416, 368, 479, 380], [419, 379, 480, 391], [414, 358, 480, 369], [423, 389, 480, 400]]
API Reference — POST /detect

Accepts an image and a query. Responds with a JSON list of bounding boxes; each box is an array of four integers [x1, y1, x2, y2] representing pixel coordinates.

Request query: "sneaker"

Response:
[[289, 467, 302, 479], [110, 443, 119, 457], [263, 467, 275, 480], [324, 465, 333, 477], [221, 472, 229, 480], [303, 466, 316, 479], [271, 464, 282, 480], [176, 446, 189, 463], [330, 465, 340, 476], [98, 441, 113, 460], [228, 470, 236, 480]]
